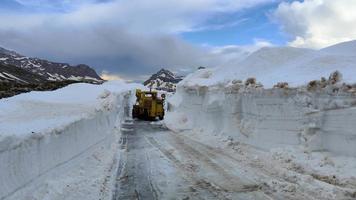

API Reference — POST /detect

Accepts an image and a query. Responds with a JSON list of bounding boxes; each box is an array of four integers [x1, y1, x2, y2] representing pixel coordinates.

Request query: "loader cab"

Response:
[[132, 89, 165, 121]]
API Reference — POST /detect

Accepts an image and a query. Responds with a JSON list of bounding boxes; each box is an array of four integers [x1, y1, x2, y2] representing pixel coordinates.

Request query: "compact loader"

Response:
[[132, 89, 165, 120]]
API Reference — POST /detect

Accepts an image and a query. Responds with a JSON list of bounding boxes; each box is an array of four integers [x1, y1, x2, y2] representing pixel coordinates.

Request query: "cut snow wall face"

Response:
[[166, 87, 356, 157], [0, 92, 131, 200]]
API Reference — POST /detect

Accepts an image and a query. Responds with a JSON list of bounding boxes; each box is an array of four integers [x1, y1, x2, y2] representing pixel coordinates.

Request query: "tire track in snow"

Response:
[[111, 133, 127, 200], [145, 136, 230, 200], [112, 120, 158, 200], [156, 134, 273, 199]]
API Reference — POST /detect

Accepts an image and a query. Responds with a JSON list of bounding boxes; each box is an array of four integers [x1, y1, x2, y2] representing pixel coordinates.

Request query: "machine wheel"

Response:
[[143, 109, 149, 120], [159, 111, 164, 120], [132, 106, 138, 118]]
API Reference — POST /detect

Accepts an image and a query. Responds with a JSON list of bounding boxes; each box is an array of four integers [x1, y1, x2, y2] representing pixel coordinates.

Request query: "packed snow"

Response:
[[0, 81, 142, 199], [0, 81, 139, 138]]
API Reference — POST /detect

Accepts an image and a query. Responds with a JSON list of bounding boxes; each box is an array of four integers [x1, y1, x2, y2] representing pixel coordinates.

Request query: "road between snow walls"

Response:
[[0, 81, 140, 200]]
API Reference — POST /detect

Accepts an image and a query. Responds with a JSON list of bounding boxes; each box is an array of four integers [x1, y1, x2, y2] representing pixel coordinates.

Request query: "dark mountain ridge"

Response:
[[0, 46, 102, 83], [0, 46, 103, 99]]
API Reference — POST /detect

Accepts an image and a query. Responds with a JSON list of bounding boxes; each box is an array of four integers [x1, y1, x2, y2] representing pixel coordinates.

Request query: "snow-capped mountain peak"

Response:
[[143, 68, 183, 92]]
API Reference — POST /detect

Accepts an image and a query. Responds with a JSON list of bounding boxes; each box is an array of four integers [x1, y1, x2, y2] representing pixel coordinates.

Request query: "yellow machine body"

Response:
[[132, 89, 165, 120]]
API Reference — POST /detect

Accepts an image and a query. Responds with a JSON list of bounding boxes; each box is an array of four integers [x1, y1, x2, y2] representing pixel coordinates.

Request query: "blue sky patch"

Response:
[[181, 2, 288, 46]]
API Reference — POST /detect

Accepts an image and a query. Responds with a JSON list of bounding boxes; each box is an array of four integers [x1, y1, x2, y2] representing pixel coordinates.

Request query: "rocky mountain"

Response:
[[0, 46, 102, 83], [0, 63, 46, 84], [143, 68, 183, 92], [0, 46, 103, 99], [0, 62, 89, 99]]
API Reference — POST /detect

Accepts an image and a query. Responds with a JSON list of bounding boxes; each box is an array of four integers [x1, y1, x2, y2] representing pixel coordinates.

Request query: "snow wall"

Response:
[[166, 85, 356, 157], [0, 91, 132, 200]]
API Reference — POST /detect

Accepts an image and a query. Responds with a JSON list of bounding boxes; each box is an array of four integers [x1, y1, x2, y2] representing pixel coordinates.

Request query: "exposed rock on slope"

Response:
[[0, 46, 102, 83], [0, 63, 93, 99], [143, 68, 183, 92], [0, 63, 46, 84]]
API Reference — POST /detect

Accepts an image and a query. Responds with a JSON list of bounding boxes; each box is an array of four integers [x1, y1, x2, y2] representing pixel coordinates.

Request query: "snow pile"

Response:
[[182, 41, 356, 88], [0, 81, 141, 199], [166, 40, 356, 158]]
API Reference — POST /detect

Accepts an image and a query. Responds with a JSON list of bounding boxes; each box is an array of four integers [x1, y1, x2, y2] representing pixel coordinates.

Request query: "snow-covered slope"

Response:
[[320, 40, 356, 56], [0, 46, 102, 83], [182, 41, 356, 88], [0, 81, 141, 199], [144, 68, 183, 92]]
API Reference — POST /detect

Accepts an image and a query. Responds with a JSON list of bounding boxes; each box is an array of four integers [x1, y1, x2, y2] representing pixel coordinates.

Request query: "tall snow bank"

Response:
[[166, 84, 356, 157], [0, 81, 141, 199]]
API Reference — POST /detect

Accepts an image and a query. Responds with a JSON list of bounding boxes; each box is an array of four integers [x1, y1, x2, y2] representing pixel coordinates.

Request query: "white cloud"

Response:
[[5, 0, 274, 33], [0, 0, 274, 78], [274, 0, 356, 49], [208, 39, 273, 66], [100, 70, 123, 81], [14, 0, 96, 7]]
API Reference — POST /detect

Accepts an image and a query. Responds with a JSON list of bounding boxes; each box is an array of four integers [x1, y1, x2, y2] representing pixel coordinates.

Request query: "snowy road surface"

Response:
[[114, 120, 272, 200], [113, 120, 356, 200]]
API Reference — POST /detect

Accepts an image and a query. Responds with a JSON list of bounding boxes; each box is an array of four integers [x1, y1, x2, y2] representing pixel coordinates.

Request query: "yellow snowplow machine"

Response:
[[132, 89, 165, 121]]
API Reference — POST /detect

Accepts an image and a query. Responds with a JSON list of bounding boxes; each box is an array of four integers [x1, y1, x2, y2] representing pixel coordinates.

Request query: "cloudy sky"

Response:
[[0, 0, 356, 81]]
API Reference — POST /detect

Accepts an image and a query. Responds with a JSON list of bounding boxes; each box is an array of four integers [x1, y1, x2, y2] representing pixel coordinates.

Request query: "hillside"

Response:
[[0, 63, 46, 84], [0, 46, 102, 83], [0, 63, 89, 99]]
